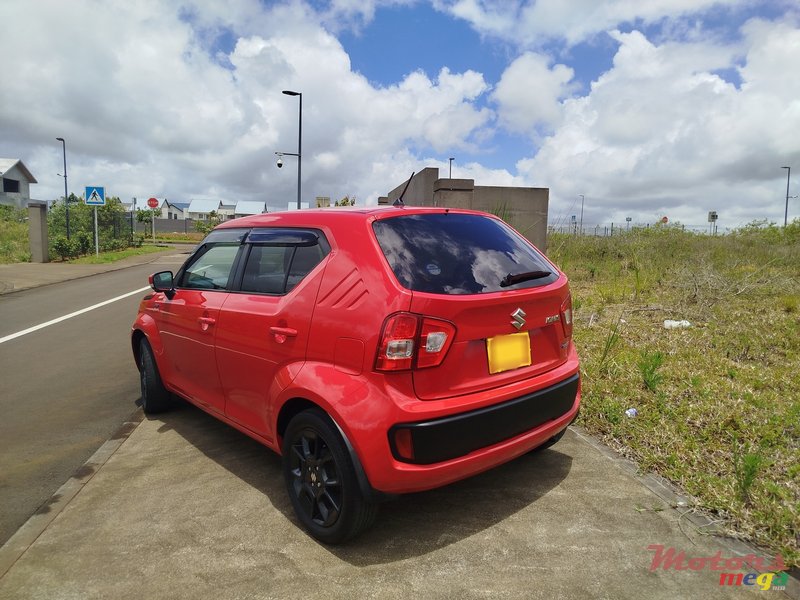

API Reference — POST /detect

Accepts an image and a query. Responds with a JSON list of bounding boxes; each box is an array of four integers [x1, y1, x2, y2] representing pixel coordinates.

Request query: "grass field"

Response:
[[548, 221, 799, 566], [0, 206, 31, 263], [0, 205, 196, 263], [66, 245, 167, 264]]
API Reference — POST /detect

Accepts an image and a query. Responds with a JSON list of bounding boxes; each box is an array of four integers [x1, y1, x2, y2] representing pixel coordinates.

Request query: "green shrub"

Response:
[[0, 206, 30, 263], [76, 232, 93, 255], [52, 236, 78, 261]]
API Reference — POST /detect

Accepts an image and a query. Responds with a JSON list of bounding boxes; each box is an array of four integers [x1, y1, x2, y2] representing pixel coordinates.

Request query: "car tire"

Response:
[[139, 339, 171, 414], [282, 409, 377, 544]]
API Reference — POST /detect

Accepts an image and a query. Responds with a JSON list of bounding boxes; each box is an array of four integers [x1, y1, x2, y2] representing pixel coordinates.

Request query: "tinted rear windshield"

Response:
[[372, 213, 558, 294]]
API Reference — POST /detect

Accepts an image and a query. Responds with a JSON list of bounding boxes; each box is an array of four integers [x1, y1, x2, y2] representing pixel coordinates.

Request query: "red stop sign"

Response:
[[147, 197, 159, 208]]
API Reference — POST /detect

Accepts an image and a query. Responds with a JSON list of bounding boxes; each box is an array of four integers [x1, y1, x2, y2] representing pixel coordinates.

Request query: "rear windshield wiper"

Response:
[[499, 270, 552, 287]]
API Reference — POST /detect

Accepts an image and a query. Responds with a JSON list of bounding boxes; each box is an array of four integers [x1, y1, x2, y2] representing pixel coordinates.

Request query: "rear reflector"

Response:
[[560, 295, 573, 338], [392, 428, 414, 461]]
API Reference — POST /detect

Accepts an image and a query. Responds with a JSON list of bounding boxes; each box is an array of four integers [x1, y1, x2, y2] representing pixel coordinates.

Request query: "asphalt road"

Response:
[[0, 254, 185, 545]]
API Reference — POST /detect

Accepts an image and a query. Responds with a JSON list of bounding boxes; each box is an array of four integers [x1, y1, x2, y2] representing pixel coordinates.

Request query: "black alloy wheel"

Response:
[[139, 338, 171, 414], [282, 410, 377, 544]]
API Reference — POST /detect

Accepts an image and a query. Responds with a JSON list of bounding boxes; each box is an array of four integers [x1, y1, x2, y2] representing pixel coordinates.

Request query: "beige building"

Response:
[[382, 167, 549, 252]]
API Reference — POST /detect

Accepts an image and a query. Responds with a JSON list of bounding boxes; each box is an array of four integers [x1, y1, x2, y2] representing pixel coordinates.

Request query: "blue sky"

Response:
[[338, 2, 543, 171], [1, 0, 799, 229]]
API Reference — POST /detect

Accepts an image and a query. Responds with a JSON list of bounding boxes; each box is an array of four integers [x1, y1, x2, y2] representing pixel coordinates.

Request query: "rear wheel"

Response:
[[139, 339, 170, 414], [282, 410, 377, 544]]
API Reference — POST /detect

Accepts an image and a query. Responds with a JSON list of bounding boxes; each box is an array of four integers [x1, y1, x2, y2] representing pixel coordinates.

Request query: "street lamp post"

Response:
[[56, 137, 69, 239], [449, 157, 454, 179], [782, 166, 791, 227], [283, 90, 302, 210], [579, 194, 585, 236]]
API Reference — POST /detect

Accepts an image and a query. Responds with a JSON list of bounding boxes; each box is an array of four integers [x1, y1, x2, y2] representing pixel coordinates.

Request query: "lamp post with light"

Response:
[[56, 137, 70, 239], [782, 166, 791, 227], [449, 157, 454, 179], [280, 90, 302, 210]]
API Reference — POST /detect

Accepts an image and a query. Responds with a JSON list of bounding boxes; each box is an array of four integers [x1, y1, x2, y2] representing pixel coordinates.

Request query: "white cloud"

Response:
[[520, 18, 800, 228], [435, 0, 749, 46], [1, 0, 799, 231], [315, 0, 417, 32], [0, 0, 493, 208], [492, 52, 576, 131]]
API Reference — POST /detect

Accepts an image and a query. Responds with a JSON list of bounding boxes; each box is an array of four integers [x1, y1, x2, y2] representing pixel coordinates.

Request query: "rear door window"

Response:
[[239, 228, 328, 295], [372, 213, 557, 294]]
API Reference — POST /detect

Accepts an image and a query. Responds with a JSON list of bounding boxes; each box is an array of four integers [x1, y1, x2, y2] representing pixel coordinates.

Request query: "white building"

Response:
[[186, 199, 233, 220], [159, 199, 188, 220], [234, 201, 267, 218], [0, 158, 38, 208]]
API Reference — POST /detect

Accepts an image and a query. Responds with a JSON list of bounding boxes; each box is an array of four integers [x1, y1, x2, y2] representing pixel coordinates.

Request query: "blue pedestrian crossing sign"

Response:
[[85, 186, 105, 206]]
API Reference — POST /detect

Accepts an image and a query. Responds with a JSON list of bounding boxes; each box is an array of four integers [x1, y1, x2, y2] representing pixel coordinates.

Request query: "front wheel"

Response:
[[282, 410, 377, 544], [139, 339, 171, 414]]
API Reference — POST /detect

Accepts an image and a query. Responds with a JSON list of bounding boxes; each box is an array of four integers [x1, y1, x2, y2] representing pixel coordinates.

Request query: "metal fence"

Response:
[[133, 217, 199, 235], [548, 223, 694, 236]]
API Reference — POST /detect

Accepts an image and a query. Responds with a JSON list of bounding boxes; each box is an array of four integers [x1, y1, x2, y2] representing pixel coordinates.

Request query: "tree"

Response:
[[335, 195, 356, 206], [195, 210, 222, 234], [136, 207, 162, 224]]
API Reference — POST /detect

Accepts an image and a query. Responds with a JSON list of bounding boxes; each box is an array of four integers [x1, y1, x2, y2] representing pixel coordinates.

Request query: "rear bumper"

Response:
[[359, 347, 581, 494], [389, 374, 578, 464]]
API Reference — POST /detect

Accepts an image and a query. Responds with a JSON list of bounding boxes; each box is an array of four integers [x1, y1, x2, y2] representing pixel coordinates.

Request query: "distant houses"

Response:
[[1, 156, 300, 220], [122, 198, 271, 221]]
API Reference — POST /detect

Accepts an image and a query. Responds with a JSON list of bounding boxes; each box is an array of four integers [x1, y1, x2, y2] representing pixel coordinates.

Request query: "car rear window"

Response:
[[372, 213, 557, 294]]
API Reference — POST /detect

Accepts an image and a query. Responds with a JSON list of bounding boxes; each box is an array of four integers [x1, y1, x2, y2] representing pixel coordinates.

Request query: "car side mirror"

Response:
[[149, 271, 175, 299]]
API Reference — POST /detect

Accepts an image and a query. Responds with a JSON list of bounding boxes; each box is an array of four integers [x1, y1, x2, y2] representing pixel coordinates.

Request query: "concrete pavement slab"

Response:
[[1, 402, 792, 600]]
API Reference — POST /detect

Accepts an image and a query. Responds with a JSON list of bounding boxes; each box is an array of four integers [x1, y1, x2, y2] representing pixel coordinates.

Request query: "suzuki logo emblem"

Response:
[[510, 308, 526, 330]]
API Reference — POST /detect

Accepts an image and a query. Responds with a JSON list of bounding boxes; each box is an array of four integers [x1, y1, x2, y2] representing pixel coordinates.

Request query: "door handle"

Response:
[[198, 316, 216, 331], [270, 326, 298, 343]]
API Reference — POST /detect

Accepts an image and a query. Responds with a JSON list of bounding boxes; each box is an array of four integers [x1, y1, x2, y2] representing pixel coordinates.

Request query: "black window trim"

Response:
[[228, 227, 331, 296]]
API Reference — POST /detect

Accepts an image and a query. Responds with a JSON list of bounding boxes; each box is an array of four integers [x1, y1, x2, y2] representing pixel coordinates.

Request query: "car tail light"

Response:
[[376, 312, 456, 371], [560, 294, 573, 339]]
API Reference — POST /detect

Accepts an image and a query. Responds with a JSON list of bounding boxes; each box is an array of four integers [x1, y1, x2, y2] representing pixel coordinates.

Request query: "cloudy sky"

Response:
[[1, 0, 799, 230]]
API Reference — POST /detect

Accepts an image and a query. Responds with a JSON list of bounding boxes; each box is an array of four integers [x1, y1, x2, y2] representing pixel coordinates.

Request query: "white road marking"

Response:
[[0, 286, 151, 345]]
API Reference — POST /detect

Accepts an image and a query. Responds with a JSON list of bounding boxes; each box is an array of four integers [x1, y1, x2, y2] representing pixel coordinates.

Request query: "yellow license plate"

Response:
[[486, 332, 531, 374]]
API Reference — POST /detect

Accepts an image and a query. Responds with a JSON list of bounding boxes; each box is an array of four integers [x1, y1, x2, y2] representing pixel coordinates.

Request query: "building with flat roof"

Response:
[[383, 167, 549, 252]]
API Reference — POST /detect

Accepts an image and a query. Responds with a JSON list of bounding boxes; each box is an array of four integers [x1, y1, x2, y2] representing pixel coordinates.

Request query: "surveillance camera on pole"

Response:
[[275, 152, 284, 168]]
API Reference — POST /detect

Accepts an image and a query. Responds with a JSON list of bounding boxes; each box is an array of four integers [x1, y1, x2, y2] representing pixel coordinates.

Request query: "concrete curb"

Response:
[[0, 410, 144, 579]]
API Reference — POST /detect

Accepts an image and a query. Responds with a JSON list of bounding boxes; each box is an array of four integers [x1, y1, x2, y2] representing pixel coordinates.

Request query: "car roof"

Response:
[[215, 205, 492, 229]]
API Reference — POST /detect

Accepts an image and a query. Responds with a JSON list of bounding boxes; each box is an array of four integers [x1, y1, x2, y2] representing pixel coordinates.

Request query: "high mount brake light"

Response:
[[376, 313, 456, 371]]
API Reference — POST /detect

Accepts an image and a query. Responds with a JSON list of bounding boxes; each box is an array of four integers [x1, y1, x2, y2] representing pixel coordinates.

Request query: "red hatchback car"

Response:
[[132, 206, 580, 543]]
